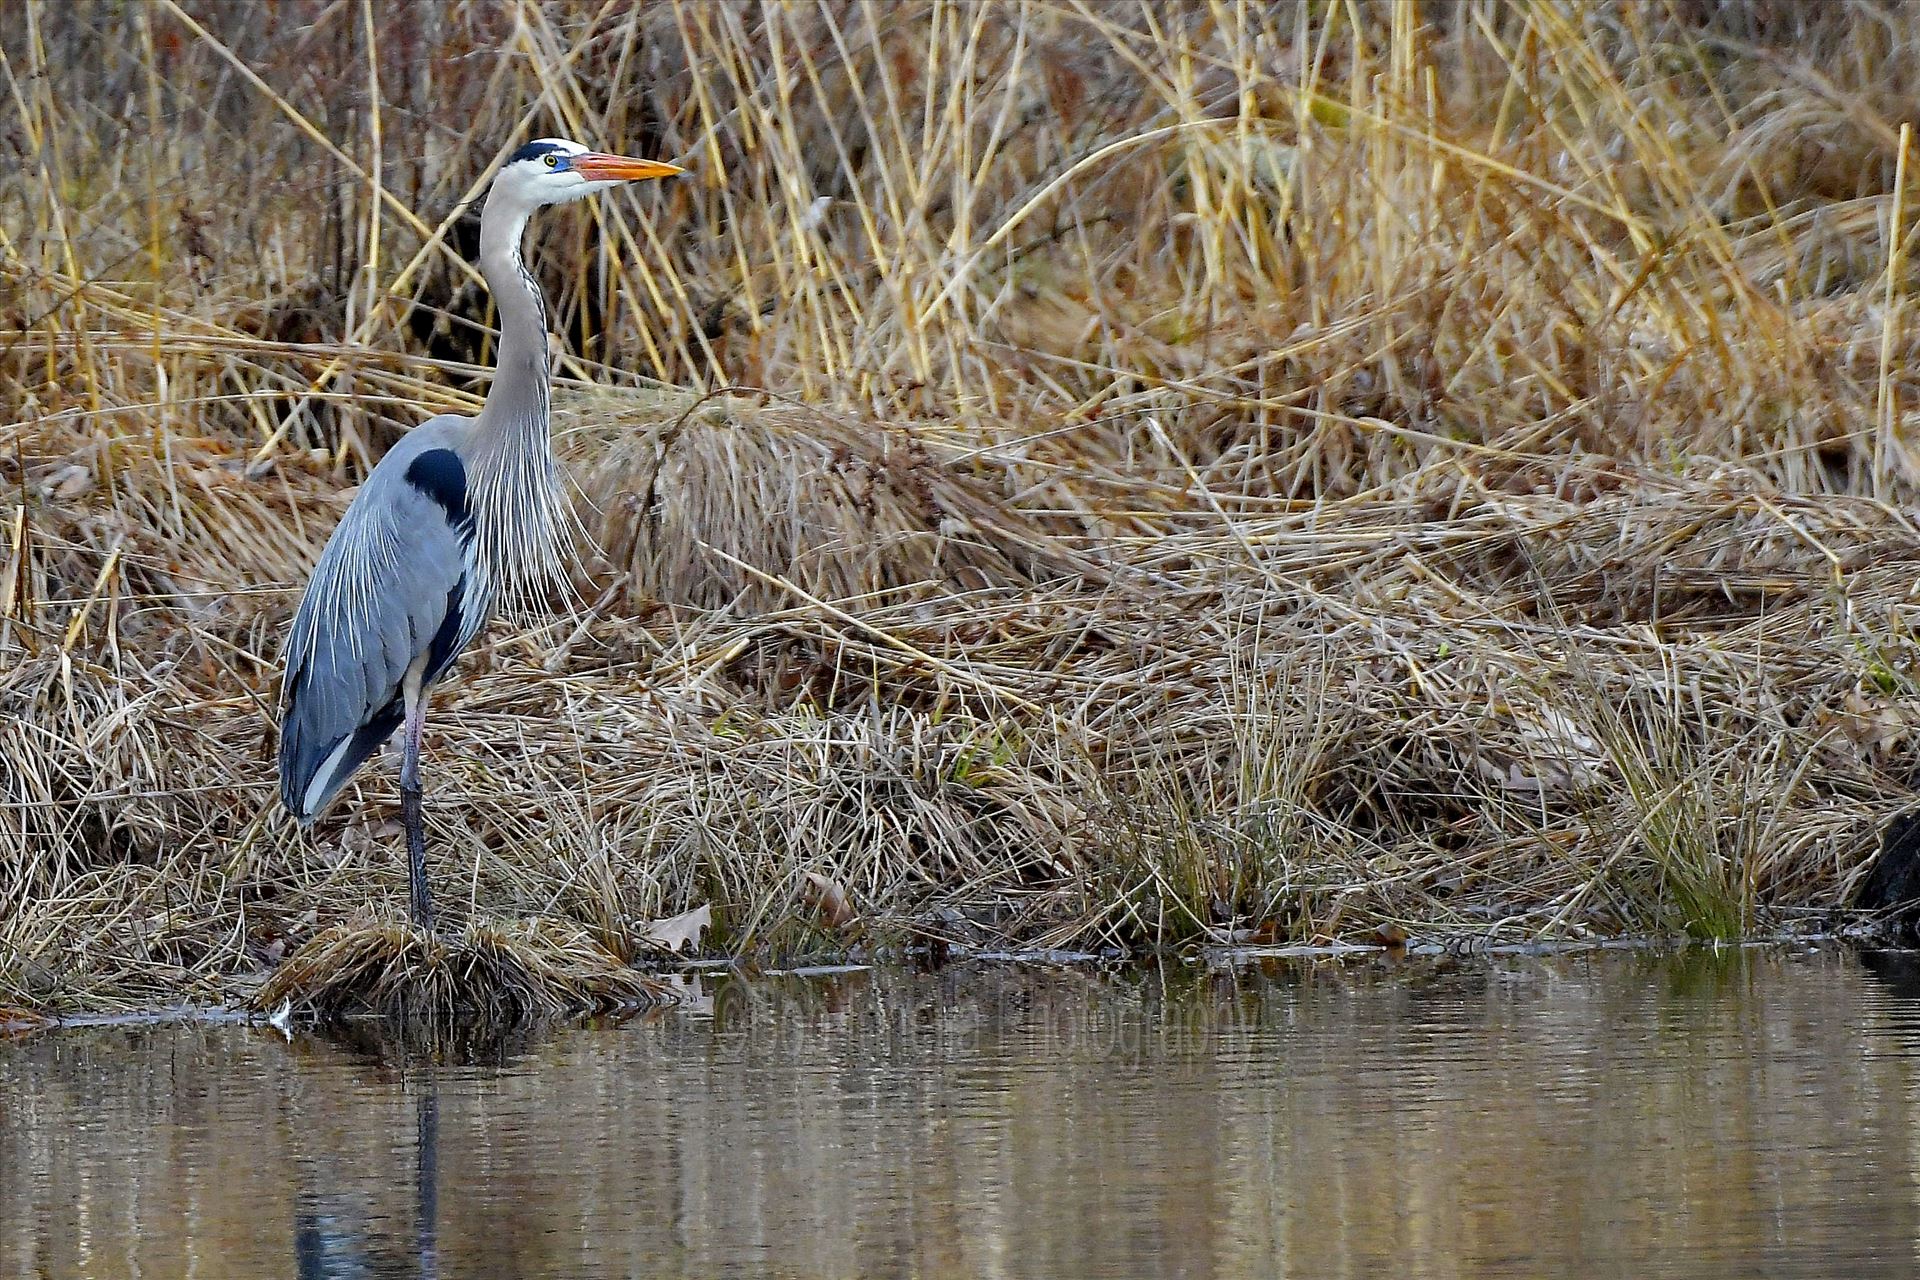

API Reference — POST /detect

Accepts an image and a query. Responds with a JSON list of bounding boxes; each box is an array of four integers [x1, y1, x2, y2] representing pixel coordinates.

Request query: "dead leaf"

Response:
[[1475, 697, 1605, 796], [655, 972, 714, 1015], [44, 464, 92, 500], [0, 1006, 50, 1036], [339, 816, 403, 863], [1216, 919, 1281, 945], [638, 903, 711, 955], [802, 872, 859, 931]]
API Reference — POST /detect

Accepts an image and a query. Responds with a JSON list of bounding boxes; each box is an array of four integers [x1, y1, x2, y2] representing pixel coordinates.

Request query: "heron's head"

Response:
[[489, 137, 682, 211]]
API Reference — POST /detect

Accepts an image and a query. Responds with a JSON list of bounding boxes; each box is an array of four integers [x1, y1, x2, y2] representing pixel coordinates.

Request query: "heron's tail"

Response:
[[278, 698, 405, 821]]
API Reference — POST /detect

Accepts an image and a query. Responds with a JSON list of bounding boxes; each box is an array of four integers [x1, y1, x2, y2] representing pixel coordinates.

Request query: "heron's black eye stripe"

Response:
[[507, 140, 564, 165], [404, 448, 472, 532]]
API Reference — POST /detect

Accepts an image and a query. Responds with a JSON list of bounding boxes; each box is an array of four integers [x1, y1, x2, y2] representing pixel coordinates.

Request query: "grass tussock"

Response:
[[7, 1, 1920, 1010], [252, 916, 666, 1027]]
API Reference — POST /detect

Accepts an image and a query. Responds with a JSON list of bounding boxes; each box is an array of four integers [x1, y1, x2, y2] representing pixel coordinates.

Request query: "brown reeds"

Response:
[[251, 916, 667, 1025], [6, 1, 1920, 1012]]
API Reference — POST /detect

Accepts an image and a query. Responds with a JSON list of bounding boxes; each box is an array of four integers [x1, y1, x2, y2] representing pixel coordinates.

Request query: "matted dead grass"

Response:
[[8, 2, 1920, 1011], [252, 916, 667, 1026]]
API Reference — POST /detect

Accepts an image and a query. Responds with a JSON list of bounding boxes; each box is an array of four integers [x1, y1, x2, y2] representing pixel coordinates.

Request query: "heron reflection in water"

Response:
[[293, 1086, 438, 1280]]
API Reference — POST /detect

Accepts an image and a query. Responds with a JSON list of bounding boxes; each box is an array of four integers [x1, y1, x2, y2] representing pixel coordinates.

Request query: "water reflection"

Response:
[[1859, 947, 1920, 998], [292, 1087, 438, 1280], [4, 950, 1920, 1278]]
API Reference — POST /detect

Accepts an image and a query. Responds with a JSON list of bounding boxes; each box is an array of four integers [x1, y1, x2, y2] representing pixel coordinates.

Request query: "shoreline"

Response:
[[5, 932, 1901, 1032]]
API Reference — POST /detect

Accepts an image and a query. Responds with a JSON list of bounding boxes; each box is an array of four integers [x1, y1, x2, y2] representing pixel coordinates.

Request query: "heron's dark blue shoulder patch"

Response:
[[508, 140, 565, 165], [404, 448, 471, 530]]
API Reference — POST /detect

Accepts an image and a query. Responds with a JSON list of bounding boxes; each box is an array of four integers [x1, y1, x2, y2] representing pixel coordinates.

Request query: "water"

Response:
[[5, 947, 1920, 1278]]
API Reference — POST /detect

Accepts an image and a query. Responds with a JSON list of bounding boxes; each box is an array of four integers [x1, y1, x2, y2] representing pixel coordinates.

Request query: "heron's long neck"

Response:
[[468, 197, 569, 604], [477, 202, 552, 438]]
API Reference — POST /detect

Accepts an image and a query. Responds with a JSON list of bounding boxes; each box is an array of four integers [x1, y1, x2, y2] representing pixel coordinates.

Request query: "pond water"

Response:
[[4, 947, 1920, 1278]]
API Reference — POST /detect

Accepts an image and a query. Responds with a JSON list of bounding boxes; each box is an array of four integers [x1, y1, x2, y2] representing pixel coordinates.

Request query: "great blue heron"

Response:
[[277, 138, 681, 931]]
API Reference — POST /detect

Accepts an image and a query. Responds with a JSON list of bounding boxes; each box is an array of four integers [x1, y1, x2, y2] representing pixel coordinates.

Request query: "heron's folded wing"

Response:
[[278, 470, 470, 819]]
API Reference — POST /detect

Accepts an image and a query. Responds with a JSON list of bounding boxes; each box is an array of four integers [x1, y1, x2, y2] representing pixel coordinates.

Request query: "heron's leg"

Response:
[[400, 681, 435, 932]]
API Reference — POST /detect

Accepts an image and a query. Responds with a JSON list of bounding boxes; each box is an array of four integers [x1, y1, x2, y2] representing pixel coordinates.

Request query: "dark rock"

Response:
[[1855, 808, 1920, 939]]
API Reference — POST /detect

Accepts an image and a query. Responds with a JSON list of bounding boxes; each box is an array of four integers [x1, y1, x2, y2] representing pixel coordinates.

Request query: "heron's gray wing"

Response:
[[278, 441, 477, 820]]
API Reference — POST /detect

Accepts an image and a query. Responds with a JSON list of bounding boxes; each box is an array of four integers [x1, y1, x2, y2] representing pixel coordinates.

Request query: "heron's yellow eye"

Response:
[[544, 154, 558, 168]]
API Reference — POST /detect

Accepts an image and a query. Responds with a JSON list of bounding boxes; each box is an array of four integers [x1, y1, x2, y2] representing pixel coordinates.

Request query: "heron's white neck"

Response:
[[477, 199, 552, 434], [466, 192, 570, 606]]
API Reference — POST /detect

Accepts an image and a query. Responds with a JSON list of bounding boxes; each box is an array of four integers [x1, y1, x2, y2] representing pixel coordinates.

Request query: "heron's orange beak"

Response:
[[574, 152, 683, 182]]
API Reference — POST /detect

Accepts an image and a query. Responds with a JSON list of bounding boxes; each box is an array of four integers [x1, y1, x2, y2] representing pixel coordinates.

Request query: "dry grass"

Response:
[[7, 0, 1920, 1011], [251, 915, 667, 1026]]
